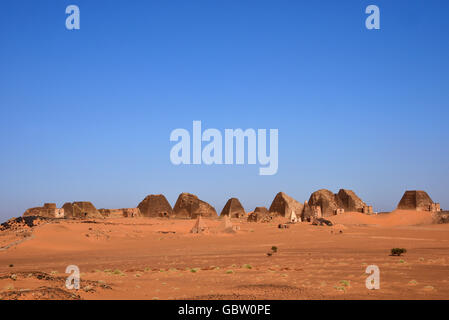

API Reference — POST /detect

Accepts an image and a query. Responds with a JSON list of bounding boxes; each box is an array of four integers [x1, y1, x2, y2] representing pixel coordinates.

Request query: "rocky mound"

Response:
[[337, 189, 366, 212], [269, 192, 303, 218], [173, 193, 217, 219], [137, 194, 173, 218], [397, 190, 434, 211], [220, 198, 246, 218], [62, 202, 102, 219]]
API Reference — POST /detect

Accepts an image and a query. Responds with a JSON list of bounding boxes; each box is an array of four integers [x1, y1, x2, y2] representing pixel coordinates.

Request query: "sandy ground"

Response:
[[0, 210, 448, 300]]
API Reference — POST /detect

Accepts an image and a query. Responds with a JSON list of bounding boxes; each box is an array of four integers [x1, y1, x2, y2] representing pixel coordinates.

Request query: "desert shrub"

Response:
[[226, 270, 234, 274], [339, 280, 350, 287], [271, 246, 278, 253], [391, 248, 407, 256], [243, 264, 252, 269], [112, 269, 125, 276]]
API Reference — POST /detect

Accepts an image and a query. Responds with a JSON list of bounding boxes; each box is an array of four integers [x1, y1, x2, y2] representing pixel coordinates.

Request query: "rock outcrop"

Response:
[[62, 201, 102, 219], [397, 190, 435, 211], [22, 203, 64, 219], [173, 193, 217, 219], [269, 192, 304, 218], [220, 198, 246, 218], [137, 194, 173, 218]]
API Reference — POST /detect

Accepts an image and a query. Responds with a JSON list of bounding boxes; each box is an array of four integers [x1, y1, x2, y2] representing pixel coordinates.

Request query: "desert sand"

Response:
[[0, 210, 448, 300]]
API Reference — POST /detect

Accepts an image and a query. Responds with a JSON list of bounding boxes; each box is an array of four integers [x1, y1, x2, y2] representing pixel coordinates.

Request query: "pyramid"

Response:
[[337, 189, 366, 212], [221, 215, 233, 228], [62, 201, 102, 219], [220, 198, 246, 218], [220, 215, 237, 233], [173, 193, 217, 219], [397, 190, 434, 211], [288, 210, 299, 223], [269, 192, 304, 218], [190, 216, 208, 233], [308, 189, 342, 217], [137, 194, 173, 217]]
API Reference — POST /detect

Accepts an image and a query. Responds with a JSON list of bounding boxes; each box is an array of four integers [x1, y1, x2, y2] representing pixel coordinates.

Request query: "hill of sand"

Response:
[[0, 213, 449, 300], [328, 210, 435, 227]]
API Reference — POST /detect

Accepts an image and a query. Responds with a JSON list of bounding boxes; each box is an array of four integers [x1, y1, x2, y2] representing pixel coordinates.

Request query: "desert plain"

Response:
[[0, 209, 448, 300]]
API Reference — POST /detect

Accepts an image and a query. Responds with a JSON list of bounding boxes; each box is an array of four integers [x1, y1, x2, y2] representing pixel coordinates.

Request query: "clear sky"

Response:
[[1, 0, 448, 221]]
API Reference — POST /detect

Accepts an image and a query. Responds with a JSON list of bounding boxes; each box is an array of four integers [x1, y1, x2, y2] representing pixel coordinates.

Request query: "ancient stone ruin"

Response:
[[269, 192, 304, 219], [220, 215, 239, 233], [220, 198, 246, 218], [99, 208, 141, 218], [173, 193, 217, 219], [137, 194, 173, 218], [190, 215, 208, 233], [289, 210, 299, 223], [397, 190, 439, 212], [98, 209, 124, 218], [123, 208, 142, 217], [308, 189, 342, 217], [337, 189, 366, 212], [62, 201, 103, 219], [363, 205, 373, 214], [23, 203, 64, 219], [302, 201, 320, 221], [308, 188, 370, 217], [247, 207, 271, 222]]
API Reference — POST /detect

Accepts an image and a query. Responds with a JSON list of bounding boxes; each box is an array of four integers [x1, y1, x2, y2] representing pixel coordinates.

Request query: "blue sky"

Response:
[[0, 0, 448, 220]]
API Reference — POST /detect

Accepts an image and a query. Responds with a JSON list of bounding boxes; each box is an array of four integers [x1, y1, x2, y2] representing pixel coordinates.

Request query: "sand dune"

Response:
[[0, 211, 448, 300]]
